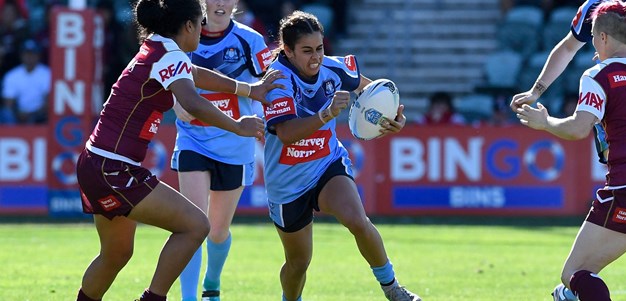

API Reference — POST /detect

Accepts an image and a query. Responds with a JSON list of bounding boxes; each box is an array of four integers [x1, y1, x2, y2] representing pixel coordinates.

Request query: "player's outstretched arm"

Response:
[[191, 65, 284, 106], [169, 78, 263, 139], [515, 103, 596, 140], [510, 33, 586, 111]]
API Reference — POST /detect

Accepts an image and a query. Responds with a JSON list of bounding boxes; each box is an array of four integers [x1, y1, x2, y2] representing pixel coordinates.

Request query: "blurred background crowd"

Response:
[[0, 0, 588, 127]]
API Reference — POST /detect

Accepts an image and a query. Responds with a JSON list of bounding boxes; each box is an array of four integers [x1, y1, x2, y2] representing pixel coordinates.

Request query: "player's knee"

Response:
[[342, 214, 372, 235], [208, 225, 230, 243], [189, 215, 210, 243], [285, 256, 311, 274], [102, 246, 133, 269]]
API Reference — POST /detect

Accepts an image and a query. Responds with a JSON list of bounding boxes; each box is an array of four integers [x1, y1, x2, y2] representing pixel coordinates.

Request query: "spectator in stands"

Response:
[[417, 91, 465, 125], [1, 39, 50, 124], [235, 0, 271, 46], [0, 0, 30, 76], [515, 2, 626, 300], [96, 0, 136, 101]]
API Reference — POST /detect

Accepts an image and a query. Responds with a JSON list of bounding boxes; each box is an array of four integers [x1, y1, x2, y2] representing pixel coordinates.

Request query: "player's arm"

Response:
[[516, 103, 597, 140], [169, 78, 263, 138], [272, 91, 351, 145], [191, 65, 284, 105], [510, 32, 586, 110]]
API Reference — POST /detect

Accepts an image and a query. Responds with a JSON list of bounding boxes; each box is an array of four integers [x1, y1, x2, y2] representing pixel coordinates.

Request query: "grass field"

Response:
[[2, 218, 626, 301]]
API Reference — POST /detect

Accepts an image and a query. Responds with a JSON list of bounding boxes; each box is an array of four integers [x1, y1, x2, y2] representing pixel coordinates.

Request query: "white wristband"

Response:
[[235, 81, 251, 97]]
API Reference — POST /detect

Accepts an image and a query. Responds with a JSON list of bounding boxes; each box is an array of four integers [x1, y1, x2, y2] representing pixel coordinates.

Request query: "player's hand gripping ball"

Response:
[[348, 79, 400, 140]]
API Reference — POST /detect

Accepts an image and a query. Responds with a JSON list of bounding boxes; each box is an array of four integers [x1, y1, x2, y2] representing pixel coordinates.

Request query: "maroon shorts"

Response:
[[586, 188, 626, 234], [76, 148, 160, 220]]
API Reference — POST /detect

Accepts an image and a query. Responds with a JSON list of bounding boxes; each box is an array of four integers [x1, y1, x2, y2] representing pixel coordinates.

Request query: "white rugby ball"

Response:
[[348, 79, 400, 140]]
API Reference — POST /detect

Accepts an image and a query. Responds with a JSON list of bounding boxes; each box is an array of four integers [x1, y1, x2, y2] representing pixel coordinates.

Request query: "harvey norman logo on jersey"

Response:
[[265, 97, 295, 119], [279, 130, 331, 165]]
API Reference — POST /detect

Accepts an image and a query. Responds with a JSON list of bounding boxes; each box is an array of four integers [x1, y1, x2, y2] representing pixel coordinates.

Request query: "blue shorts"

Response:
[[269, 157, 354, 233], [171, 150, 254, 191]]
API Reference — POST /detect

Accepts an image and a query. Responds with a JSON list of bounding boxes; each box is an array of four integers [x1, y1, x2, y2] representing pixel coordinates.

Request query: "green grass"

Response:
[[2, 219, 626, 300]]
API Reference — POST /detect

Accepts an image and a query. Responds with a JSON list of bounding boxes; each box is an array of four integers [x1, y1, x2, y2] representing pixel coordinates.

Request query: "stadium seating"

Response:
[[542, 7, 576, 50], [495, 5, 544, 60]]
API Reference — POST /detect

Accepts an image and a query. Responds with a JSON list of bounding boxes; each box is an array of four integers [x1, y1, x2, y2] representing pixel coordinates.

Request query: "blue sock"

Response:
[[203, 233, 232, 291], [180, 246, 202, 301], [372, 260, 396, 285], [564, 287, 577, 300]]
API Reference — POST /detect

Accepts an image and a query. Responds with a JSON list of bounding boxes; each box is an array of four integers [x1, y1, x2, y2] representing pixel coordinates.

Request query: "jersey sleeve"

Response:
[[250, 34, 272, 74], [323, 55, 361, 91], [150, 50, 194, 90], [264, 74, 297, 134], [570, 0, 597, 43], [576, 72, 605, 121]]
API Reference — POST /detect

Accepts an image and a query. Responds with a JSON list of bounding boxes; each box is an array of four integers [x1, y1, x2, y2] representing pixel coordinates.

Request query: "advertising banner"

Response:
[[47, 7, 103, 217], [0, 124, 607, 217], [376, 125, 604, 215]]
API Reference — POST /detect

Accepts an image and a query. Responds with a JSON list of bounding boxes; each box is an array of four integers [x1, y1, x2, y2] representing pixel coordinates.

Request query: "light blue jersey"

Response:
[[172, 21, 271, 166], [263, 52, 361, 204]]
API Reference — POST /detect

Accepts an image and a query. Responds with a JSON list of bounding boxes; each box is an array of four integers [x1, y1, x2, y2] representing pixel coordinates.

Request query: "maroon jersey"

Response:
[[576, 58, 626, 187], [87, 34, 193, 163]]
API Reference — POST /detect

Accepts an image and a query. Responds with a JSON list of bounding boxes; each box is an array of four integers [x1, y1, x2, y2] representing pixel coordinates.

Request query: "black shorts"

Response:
[[273, 158, 354, 233], [586, 188, 626, 234], [172, 150, 247, 191]]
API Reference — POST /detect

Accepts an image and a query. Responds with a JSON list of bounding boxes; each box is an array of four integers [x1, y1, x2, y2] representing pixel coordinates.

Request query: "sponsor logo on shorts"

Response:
[[612, 207, 626, 224], [97, 195, 122, 212], [279, 130, 331, 165]]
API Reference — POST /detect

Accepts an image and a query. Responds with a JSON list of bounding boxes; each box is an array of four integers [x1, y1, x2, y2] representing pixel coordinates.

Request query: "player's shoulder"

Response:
[[232, 20, 265, 41], [323, 54, 357, 67]]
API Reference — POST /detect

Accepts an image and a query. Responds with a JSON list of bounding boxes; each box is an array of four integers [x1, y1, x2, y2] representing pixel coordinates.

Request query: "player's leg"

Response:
[[77, 215, 137, 300], [559, 221, 626, 301], [317, 175, 420, 301], [276, 222, 313, 301], [202, 187, 243, 300], [128, 181, 210, 298], [177, 170, 211, 301]]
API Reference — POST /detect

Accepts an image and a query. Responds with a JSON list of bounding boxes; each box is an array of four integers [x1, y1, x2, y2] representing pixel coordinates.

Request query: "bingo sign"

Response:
[[376, 125, 595, 215], [48, 7, 103, 217]]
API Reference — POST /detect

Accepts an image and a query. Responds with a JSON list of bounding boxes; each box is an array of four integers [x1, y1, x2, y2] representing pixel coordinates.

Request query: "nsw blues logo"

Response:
[[223, 47, 241, 63], [323, 80, 336, 97], [364, 108, 383, 125]]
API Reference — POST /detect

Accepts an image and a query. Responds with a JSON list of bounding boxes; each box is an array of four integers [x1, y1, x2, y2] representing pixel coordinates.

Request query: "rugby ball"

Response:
[[348, 79, 400, 140]]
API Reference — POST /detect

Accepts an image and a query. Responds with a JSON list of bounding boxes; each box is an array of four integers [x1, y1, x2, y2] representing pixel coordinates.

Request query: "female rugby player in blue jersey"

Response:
[[262, 10, 421, 301], [169, 0, 275, 300]]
